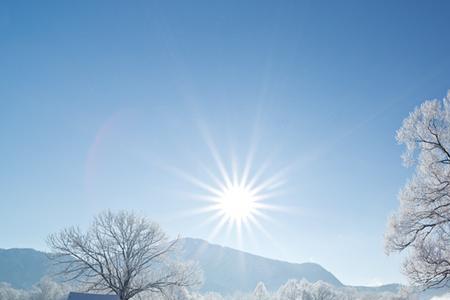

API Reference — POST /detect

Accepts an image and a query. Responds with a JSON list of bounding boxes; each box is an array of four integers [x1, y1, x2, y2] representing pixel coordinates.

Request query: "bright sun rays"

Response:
[[173, 129, 288, 245]]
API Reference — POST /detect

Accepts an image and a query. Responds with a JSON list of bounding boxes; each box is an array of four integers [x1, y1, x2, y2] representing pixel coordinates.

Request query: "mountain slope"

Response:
[[0, 248, 50, 289], [179, 238, 342, 293]]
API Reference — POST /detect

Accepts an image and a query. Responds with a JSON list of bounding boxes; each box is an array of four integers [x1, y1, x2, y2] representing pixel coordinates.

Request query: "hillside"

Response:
[[179, 238, 342, 293], [0, 248, 50, 289]]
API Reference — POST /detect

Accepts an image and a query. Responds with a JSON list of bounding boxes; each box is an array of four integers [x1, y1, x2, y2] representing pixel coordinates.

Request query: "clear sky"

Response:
[[2, 0, 450, 287]]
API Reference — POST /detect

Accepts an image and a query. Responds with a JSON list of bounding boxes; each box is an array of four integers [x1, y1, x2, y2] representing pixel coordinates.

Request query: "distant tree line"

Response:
[[0, 277, 412, 300]]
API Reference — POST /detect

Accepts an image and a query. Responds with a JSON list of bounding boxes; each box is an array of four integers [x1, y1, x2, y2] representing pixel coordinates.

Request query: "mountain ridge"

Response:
[[0, 237, 400, 294], [0, 247, 51, 289], [179, 237, 343, 293]]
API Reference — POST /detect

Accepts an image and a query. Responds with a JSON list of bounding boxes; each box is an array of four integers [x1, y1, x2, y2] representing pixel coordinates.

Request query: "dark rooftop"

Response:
[[67, 292, 119, 300]]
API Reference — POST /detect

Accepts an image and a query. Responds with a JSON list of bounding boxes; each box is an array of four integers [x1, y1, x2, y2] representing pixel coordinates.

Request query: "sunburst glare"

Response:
[[173, 132, 288, 244]]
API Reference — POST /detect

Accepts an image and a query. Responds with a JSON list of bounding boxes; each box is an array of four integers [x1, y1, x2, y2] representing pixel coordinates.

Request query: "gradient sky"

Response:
[[2, 0, 450, 287]]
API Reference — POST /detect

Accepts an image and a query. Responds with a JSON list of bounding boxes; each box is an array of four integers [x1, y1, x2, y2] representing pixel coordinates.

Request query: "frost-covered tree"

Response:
[[252, 282, 270, 300], [29, 277, 70, 300], [0, 278, 70, 300], [385, 93, 450, 288], [47, 210, 201, 300], [310, 281, 340, 300], [276, 279, 313, 300], [0, 283, 28, 300], [142, 286, 193, 300], [202, 292, 225, 300]]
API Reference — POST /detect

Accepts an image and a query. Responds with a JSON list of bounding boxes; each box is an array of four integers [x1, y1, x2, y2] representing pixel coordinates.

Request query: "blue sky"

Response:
[[2, 0, 450, 286]]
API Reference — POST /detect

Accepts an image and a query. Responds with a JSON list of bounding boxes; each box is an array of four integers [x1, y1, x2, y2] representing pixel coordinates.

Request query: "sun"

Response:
[[219, 185, 256, 220], [172, 129, 287, 243], [176, 152, 286, 243]]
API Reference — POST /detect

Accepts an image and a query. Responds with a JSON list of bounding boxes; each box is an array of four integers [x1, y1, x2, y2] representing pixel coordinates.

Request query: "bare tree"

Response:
[[47, 211, 201, 300], [385, 93, 450, 289]]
